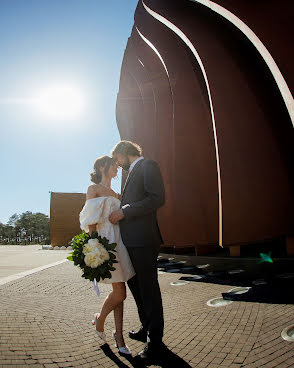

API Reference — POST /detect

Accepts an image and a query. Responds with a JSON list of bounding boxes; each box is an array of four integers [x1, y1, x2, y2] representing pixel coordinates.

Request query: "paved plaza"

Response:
[[0, 245, 293, 368]]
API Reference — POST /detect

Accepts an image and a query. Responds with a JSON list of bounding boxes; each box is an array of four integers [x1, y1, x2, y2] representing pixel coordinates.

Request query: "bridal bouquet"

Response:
[[67, 231, 117, 282]]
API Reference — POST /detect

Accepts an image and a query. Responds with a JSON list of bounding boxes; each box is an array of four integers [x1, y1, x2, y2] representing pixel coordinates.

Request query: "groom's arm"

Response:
[[121, 160, 165, 219]]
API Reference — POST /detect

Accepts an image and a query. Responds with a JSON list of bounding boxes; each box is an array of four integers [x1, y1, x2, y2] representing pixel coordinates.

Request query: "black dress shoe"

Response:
[[134, 342, 167, 365], [129, 327, 147, 342]]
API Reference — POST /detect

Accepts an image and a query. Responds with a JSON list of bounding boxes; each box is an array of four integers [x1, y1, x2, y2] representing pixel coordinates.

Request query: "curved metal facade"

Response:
[[116, 0, 294, 253]]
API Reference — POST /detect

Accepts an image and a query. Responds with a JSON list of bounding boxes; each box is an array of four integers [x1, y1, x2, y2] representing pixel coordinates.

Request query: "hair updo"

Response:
[[90, 156, 113, 184]]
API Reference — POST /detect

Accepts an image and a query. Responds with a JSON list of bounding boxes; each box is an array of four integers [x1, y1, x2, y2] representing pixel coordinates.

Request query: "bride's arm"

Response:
[[88, 224, 97, 234], [86, 185, 100, 234], [86, 184, 98, 200]]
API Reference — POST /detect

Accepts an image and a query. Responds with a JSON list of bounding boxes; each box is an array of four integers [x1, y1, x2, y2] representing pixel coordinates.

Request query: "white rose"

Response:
[[83, 239, 110, 267], [100, 248, 110, 261], [95, 244, 110, 261], [87, 239, 99, 247], [84, 252, 104, 268], [83, 239, 100, 255], [83, 244, 96, 255]]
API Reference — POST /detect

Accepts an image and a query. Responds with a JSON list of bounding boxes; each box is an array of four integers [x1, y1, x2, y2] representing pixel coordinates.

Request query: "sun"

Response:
[[35, 84, 85, 120]]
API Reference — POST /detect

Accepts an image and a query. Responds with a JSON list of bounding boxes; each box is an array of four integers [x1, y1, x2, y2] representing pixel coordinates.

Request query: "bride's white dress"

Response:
[[79, 196, 135, 283]]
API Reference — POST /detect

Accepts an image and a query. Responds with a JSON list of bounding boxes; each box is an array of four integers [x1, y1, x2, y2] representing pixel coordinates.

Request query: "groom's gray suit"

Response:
[[119, 158, 165, 344]]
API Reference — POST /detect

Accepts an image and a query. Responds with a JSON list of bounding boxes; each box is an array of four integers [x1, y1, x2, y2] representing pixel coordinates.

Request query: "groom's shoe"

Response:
[[128, 327, 147, 342], [134, 342, 168, 366]]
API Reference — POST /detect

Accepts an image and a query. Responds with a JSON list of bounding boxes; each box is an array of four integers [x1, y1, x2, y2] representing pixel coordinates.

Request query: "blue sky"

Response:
[[0, 0, 138, 224]]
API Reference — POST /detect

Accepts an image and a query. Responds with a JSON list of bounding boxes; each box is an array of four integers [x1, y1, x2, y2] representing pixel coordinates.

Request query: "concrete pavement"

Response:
[[0, 246, 293, 367], [0, 245, 70, 278]]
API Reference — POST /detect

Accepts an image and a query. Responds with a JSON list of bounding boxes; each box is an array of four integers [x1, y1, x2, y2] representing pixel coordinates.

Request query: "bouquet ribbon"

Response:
[[93, 278, 100, 296]]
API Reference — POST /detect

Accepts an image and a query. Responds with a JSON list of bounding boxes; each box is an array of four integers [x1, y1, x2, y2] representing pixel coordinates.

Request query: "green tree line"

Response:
[[0, 211, 50, 245]]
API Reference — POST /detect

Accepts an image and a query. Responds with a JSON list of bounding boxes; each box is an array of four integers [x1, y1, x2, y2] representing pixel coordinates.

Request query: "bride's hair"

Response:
[[90, 156, 113, 184]]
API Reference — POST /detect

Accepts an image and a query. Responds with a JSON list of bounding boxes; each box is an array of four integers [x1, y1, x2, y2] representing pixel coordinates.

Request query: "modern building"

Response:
[[116, 0, 294, 256]]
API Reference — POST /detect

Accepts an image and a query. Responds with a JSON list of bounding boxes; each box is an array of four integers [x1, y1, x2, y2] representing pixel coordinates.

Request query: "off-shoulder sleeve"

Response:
[[79, 197, 109, 232]]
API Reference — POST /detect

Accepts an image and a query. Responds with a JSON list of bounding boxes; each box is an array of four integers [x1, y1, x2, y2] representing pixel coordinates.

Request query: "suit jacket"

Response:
[[119, 158, 165, 248]]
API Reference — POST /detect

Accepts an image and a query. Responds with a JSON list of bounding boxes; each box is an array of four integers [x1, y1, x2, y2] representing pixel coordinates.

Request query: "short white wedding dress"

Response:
[[79, 196, 135, 283]]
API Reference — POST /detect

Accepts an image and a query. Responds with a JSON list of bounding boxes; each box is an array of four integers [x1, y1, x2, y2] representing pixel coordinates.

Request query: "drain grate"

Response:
[[281, 325, 294, 342]]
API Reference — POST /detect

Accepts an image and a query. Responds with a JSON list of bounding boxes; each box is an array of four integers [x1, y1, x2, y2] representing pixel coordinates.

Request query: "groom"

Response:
[[109, 140, 166, 363]]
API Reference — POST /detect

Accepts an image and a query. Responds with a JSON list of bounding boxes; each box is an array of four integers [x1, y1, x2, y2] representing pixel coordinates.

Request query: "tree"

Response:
[[15, 211, 49, 238], [7, 213, 19, 227], [0, 223, 15, 239], [0, 211, 50, 244]]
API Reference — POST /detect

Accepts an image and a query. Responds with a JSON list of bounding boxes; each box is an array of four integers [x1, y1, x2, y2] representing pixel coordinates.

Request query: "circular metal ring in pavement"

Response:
[[228, 287, 251, 294], [170, 280, 190, 286], [207, 297, 233, 307], [228, 269, 245, 275], [188, 275, 205, 280], [197, 264, 210, 269], [252, 279, 267, 286], [281, 325, 294, 342]]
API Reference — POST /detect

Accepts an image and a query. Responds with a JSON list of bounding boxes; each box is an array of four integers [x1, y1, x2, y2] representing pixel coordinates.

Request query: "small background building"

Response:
[[50, 192, 86, 246]]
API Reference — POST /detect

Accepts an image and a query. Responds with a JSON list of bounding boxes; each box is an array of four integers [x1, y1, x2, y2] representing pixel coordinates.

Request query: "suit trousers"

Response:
[[126, 246, 164, 344]]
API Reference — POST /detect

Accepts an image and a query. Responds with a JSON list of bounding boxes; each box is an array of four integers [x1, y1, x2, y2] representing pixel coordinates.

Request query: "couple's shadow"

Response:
[[101, 343, 192, 367]]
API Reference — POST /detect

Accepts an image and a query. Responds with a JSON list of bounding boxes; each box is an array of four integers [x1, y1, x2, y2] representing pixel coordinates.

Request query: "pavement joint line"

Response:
[[0, 259, 68, 286]]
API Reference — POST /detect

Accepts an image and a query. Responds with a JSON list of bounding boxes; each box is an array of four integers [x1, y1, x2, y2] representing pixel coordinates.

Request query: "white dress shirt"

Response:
[[123, 156, 144, 193], [129, 156, 144, 174]]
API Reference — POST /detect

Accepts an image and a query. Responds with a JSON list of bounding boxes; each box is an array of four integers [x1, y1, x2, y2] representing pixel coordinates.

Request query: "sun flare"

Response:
[[35, 84, 85, 120]]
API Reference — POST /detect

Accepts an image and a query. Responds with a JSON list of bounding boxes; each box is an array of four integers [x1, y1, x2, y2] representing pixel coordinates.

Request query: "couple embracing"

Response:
[[79, 140, 166, 364]]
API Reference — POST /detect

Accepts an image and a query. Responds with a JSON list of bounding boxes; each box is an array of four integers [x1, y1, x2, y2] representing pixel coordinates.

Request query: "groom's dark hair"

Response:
[[111, 140, 142, 157]]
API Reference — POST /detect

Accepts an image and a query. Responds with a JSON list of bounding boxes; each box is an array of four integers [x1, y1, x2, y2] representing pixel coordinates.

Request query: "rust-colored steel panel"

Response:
[[50, 192, 86, 246], [116, 0, 294, 252], [207, 0, 294, 94]]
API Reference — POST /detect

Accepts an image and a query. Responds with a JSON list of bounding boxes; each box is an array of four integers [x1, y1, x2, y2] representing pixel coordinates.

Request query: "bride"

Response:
[[79, 155, 135, 355]]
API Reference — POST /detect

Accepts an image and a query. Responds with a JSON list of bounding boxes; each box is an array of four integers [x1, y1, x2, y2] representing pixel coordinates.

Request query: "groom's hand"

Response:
[[109, 209, 124, 224]]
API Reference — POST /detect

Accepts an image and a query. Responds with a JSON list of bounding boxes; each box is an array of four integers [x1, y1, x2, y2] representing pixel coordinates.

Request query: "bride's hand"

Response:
[[109, 209, 124, 224]]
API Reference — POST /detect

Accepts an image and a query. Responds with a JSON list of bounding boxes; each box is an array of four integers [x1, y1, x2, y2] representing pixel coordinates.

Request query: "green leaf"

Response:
[[67, 255, 73, 261], [90, 231, 98, 239], [109, 252, 116, 260], [107, 243, 117, 251]]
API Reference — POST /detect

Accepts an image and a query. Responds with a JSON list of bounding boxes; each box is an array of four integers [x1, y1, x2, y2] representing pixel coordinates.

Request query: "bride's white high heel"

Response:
[[112, 331, 131, 355], [92, 313, 107, 343]]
